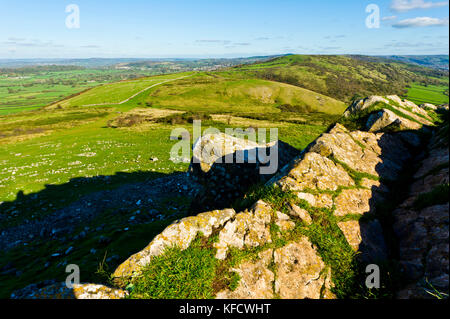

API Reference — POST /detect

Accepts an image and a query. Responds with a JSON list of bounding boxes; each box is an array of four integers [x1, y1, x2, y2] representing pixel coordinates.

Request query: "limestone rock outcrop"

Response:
[[366, 109, 422, 132], [189, 133, 300, 211], [344, 95, 434, 132], [393, 124, 449, 299], [15, 96, 447, 300]]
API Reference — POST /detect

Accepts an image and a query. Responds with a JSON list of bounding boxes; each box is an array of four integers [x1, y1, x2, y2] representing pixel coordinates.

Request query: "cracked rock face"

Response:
[[343, 96, 389, 117], [273, 238, 334, 299], [277, 152, 355, 192], [216, 249, 275, 299], [394, 125, 449, 299], [214, 200, 273, 260], [366, 109, 422, 132], [216, 237, 335, 299], [337, 219, 387, 263]]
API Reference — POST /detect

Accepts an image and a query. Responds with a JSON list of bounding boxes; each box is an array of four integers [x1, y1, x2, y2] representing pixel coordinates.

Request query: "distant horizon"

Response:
[[2, 0, 448, 59], [1, 53, 449, 61]]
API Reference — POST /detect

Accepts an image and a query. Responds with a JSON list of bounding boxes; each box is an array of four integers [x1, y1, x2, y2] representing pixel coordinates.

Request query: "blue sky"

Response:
[[0, 0, 448, 58]]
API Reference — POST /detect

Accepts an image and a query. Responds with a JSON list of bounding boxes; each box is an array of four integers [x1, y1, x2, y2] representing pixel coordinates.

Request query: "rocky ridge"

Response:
[[12, 95, 448, 299]]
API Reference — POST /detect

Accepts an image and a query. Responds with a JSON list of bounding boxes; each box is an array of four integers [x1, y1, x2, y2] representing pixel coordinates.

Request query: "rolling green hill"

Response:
[[233, 55, 449, 103], [145, 73, 346, 115]]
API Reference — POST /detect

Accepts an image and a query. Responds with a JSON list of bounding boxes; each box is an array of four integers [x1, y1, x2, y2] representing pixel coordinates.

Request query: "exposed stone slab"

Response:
[[366, 109, 422, 132], [334, 188, 375, 217], [216, 249, 275, 299], [277, 152, 355, 192], [214, 201, 273, 260], [343, 96, 389, 117], [274, 238, 334, 299], [296, 192, 333, 208], [287, 203, 312, 225], [386, 95, 432, 121]]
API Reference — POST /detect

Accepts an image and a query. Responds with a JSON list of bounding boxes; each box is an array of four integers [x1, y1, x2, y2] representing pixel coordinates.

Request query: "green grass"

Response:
[[53, 72, 193, 108], [145, 73, 346, 115], [405, 83, 449, 105], [128, 236, 219, 299], [0, 68, 168, 115]]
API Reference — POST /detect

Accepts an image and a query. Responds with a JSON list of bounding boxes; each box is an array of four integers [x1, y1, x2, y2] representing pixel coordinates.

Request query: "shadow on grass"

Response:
[[0, 169, 191, 298]]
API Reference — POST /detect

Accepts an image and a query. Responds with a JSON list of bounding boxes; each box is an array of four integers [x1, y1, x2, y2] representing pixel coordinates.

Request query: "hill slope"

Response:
[[145, 73, 346, 115], [234, 55, 449, 103]]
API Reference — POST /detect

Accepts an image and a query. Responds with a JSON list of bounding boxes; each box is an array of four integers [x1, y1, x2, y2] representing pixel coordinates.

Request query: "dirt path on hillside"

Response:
[[82, 75, 193, 107]]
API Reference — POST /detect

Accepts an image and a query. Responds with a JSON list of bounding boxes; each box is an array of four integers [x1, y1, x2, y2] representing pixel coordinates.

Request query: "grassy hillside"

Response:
[[145, 73, 346, 115], [234, 55, 449, 103], [48, 73, 194, 109], [0, 55, 447, 298]]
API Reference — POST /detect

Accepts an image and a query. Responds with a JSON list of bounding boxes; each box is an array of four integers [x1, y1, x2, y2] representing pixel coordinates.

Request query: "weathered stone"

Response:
[[334, 188, 375, 217], [337, 219, 387, 262], [216, 249, 275, 299], [360, 178, 389, 194], [394, 126, 449, 298], [277, 152, 355, 192], [386, 95, 432, 121], [414, 147, 449, 179], [214, 201, 272, 260], [275, 211, 295, 232], [411, 168, 449, 195], [273, 237, 334, 299], [366, 109, 422, 132], [189, 133, 299, 211], [287, 203, 312, 225], [309, 126, 386, 177], [419, 103, 437, 110], [343, 96, 389, 117], [297, 192, 333, 208]]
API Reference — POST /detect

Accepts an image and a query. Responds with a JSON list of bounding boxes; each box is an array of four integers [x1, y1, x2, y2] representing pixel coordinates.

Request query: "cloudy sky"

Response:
[[0, 0, 448, 58]]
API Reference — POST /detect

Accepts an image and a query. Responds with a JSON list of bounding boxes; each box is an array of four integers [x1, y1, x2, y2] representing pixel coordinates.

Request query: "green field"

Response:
[[0, 54, 448, 298], [0, 67, 181, 115], [405, 83, 449, 105]]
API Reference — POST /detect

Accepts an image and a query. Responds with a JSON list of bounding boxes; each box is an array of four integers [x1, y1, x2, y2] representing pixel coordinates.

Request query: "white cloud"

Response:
[[382, 16, 398, 21], [2, 38, 67, 48], [391, 0, 449, 12], [392, 16, 449, 27]]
